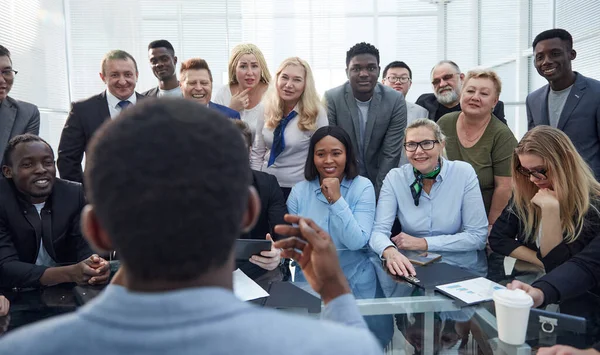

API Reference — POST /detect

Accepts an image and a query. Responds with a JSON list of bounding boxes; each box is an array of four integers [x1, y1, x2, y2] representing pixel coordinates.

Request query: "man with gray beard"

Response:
[[416, 60, 506, 124]]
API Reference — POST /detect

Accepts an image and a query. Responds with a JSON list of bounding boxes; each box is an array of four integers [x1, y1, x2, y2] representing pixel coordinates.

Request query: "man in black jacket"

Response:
[[233, 120, 288, 281], [416, 60, 506, 124], [0, 134, 110, 288], [508, 235, 600, 354], [57, 50, 145, 183]]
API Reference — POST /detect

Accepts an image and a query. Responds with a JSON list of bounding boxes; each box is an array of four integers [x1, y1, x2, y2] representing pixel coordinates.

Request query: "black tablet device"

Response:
[[235, 239, 272, 261]]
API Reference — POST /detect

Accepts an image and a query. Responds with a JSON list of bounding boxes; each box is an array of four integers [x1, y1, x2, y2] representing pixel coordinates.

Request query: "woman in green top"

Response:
[[438, 69, 517, 228]]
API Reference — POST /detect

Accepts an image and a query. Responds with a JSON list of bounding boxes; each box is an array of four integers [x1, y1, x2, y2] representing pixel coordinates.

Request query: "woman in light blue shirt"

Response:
[[287, 126, 376, 251], [369, 119, 488, 277]]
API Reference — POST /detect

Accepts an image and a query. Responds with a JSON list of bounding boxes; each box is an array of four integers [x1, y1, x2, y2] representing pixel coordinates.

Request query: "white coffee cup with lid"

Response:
[[493, 288, 534, 345]]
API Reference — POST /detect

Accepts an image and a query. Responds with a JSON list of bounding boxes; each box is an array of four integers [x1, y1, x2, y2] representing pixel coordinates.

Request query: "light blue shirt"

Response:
[[0, 285, 382, 355], [288, 176, 376, 250], [369, 159, 488, 275]]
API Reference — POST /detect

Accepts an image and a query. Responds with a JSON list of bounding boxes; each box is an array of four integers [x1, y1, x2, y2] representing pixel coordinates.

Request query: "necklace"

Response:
[[458, 113, 491, 144]]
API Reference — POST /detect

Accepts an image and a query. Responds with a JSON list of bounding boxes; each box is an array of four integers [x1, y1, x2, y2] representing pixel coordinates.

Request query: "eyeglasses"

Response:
[[386, 76, 411, 84], [431, 73, 458, 86], [1, 69, 17, 79], [517, 166, 548, 180], [404, 140, 439, 152]]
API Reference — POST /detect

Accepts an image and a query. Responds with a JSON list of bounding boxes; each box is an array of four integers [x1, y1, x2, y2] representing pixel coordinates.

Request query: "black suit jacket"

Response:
[[416, 93, 507, 124], [57, 91, 146, 183], [0, 178, 92, 288], [238, 170, 288, 279]]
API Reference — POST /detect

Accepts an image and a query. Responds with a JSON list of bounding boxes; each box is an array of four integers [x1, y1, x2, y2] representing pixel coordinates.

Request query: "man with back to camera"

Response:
[[142, 39, 182, 97], [0, 134, 109, 289], [324, 42, 407, 196], [527, 28, 600, 179], [179, 57, 241, 119], [416, 60, 506, 124], [57, 49, 145, 183], [381, 61, 428, 166], [0, 45, 40, 165], [0, 99, 382, 354]]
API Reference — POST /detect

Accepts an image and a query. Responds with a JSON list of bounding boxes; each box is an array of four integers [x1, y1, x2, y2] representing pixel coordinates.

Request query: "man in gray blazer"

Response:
[[527, 29, 600, 178], [324, 43, 407, 195], [0, 45, 40, 164]]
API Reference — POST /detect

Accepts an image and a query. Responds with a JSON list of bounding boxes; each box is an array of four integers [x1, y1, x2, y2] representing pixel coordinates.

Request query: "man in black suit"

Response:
[[233, 120, 288, 281], [0, 45, 40, 164], [57, 50, 145, 183], [416, 60, 506, 124], [0, 134, 110, 288], [142, 40, 181, 98]]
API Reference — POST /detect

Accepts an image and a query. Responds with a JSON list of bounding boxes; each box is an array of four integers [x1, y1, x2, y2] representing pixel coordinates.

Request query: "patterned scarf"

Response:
[[409, 161, 441, 206]]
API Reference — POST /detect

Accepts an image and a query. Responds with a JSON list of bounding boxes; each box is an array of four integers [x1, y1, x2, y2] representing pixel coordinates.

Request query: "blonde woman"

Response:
[[213, 43, 271, 133], [437, 69, 517, 227], [490, 125, 600, 270], [250, 57, 328, 199], [490, 125, 600, 329], [369, 119, 488, 277]]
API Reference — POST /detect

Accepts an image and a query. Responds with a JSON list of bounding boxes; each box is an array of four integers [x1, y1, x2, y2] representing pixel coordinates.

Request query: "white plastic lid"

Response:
[[493, 288, 534, 308]]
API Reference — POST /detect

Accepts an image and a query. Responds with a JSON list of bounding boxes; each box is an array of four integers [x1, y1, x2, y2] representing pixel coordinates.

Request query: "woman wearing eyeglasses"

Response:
[[437, 69, 517, 229], [489, 126, 600, 273], [369, 119, 489, 277]]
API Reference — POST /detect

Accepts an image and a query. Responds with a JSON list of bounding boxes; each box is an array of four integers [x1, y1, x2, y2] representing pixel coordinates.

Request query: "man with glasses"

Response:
[[0, 45, 40, 165], [325, 43, 407, 196], [416, 60, 506, 124], [382, 61, 428, 166]]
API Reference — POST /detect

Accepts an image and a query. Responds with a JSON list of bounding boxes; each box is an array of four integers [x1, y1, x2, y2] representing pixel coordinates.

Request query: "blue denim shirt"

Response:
[[369, 158, 488, 275], [287, 176, 376, 250]]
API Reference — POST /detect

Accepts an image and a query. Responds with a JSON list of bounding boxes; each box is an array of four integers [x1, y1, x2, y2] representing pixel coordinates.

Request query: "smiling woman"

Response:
[[437, 69, 517, 226], [250, 57, 328, 197], [368, 119, 489, 277], [287, 125, 375, 253]]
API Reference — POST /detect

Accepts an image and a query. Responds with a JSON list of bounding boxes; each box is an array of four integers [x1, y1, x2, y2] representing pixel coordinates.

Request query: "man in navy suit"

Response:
[[527, 28, 600, 179], [179, 58, 241, 119], [0, 45, 40, 165], [57, 50, 145, 183]]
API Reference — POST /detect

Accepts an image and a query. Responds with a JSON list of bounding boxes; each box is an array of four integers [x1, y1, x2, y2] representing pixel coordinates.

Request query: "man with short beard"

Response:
[[416, 60, 506, 124]]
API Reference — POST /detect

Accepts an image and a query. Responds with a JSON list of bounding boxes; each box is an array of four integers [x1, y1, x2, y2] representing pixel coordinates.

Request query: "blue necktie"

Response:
[[268, 110, 298, 167], [118, 100, 132, 109]]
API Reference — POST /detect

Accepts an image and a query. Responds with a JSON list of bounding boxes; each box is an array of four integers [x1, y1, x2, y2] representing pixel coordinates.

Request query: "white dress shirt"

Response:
[[106, 90, 138, 119]]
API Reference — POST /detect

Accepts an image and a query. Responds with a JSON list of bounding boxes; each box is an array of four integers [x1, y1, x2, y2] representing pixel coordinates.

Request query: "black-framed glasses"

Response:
[[431, 73, 458, 86], [517, 166, 548, 180], [1, 69, 17, 79], [404, 140, 439, 152], [386, 76, 411, 84]]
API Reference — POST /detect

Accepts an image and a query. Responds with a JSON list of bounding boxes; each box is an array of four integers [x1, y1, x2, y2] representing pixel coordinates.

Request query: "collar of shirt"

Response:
[[106, 89, 137, 109]]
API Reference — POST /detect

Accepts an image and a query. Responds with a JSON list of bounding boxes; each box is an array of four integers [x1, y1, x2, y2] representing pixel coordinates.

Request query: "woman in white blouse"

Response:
[[250, 57, 328, 199], [213, 43, 271, 133]]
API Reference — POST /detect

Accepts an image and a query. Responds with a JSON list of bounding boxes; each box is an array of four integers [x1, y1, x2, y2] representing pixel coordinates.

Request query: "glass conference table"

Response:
[[0, 250, 592, 354]]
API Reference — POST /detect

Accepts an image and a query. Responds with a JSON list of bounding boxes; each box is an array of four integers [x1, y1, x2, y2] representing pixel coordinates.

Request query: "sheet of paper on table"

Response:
[[436, 277, 505, 305], [233, 268, 270, 301]]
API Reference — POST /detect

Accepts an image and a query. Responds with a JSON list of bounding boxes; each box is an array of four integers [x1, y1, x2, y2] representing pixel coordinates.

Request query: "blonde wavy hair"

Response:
[[263, 57, 322, 132], [227, 43, 271, 85], [511, 126, 600, 244], [463, 69, 502, 99]]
